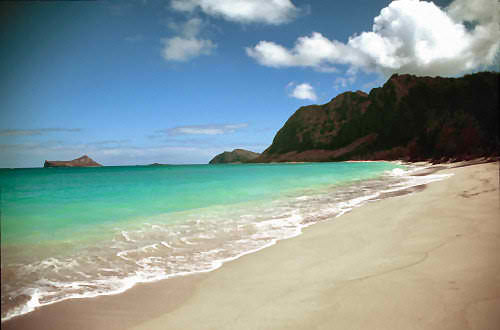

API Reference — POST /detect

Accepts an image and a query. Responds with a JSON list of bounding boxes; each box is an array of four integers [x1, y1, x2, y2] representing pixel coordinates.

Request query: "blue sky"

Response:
[[1, 0, 498, 167]]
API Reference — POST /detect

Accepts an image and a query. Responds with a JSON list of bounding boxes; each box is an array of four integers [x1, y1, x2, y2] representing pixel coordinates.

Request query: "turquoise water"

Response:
[[1, 162, 395, 245], [1, 161, 414, 321]]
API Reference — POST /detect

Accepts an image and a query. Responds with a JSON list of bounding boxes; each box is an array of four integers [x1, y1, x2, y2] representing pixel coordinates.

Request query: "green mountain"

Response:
[[255, 72, 499, 162], [209, 149, 261, 164]]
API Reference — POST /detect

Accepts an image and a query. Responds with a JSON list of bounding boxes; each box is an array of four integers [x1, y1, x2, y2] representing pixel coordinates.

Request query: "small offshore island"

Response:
[[209, 149, 261, 164], [39, 73, 499, 168], [44, 155, 102, 168]]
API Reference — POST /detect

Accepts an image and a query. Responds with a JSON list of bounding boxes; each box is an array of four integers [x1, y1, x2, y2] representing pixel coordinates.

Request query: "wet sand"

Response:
[[3, 161, 499, 330]]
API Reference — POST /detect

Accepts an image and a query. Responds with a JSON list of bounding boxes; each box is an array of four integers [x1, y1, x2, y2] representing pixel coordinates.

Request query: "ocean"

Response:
[[0, 162, 450, 321]]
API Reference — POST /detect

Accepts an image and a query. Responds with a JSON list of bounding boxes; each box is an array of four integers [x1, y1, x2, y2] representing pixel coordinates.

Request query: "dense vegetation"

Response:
[[258, 72, 499, 162], [209, 149, 261, 164]]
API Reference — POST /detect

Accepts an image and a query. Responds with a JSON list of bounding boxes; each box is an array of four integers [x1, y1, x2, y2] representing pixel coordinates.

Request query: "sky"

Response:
[[1, 0, 499, 168]]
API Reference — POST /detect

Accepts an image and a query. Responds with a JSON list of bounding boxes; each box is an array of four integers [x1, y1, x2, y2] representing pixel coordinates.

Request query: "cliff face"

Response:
[[255, 72, 499, 162], [44, 155, 102, 167], [209, 149, 261, 164]]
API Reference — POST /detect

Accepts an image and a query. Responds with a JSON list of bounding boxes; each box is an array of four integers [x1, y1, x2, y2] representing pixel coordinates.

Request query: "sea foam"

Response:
[[1, 162, 451, 322]]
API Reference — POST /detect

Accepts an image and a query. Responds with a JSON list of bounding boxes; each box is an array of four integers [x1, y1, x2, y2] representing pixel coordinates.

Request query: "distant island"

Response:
[[44, 155, 102, 168], [209, 149, 261, 164], [252, 71, 499, 163], [42, 73, 499, 167]]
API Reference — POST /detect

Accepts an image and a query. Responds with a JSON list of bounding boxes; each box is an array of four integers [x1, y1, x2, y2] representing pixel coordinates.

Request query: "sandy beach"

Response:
[[3, 160, 499, 330]]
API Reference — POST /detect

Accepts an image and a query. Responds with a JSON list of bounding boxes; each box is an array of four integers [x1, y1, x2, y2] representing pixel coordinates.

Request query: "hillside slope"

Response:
[[209, 149, 261, 164], [255, 72, 499, 162]]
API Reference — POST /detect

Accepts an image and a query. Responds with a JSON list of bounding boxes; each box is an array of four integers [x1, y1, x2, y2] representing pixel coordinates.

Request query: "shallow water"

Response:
[[0, 162, 450, 321]]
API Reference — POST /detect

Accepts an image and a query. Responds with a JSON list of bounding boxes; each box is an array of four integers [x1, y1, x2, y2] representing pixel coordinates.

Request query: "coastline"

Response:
[[1, 161, 402, 322], [3, 160, 499, 330]]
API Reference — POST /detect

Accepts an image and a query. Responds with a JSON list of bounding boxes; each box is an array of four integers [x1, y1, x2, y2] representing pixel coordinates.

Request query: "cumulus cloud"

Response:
[[166, 123, 248, 136], [289, 83, 317, 101], [0, 128, 81, 136], [247, 0, 500, 76], [446, 0, 499, 25], [170, 0, 299, 25], [162, 37, 215, 61], [162, 18, 216, 62]]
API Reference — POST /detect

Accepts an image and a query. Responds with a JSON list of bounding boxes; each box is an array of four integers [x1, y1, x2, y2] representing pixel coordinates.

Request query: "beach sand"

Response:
[[3, 161, 499, 330]]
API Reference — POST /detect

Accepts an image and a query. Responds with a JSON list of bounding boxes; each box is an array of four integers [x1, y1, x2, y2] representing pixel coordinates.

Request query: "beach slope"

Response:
[[3, 161, 498, 330], [134, 161, 499, 330]]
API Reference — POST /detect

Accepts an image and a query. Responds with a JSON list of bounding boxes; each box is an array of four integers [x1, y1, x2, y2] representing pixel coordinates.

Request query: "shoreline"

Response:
[[3, 160, 499, 329], [1, 161, 403, 322]]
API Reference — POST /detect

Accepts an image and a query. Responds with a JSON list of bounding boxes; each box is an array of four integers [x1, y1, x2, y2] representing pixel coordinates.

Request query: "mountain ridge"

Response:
[[254, 72, 499, 163], [209, 149, 261, 164]]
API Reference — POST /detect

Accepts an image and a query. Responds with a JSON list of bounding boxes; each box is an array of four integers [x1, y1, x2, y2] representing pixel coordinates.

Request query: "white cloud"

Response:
[[170, 0, 299, 25], [246, 41, 296, 67], [289, 83, 317, 101], [166, 123, 248, 136], [162, 37, 215, 61], [162, 18, 216, 62], [247, 0, 500, 77], [446, 0, 499, 25]]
